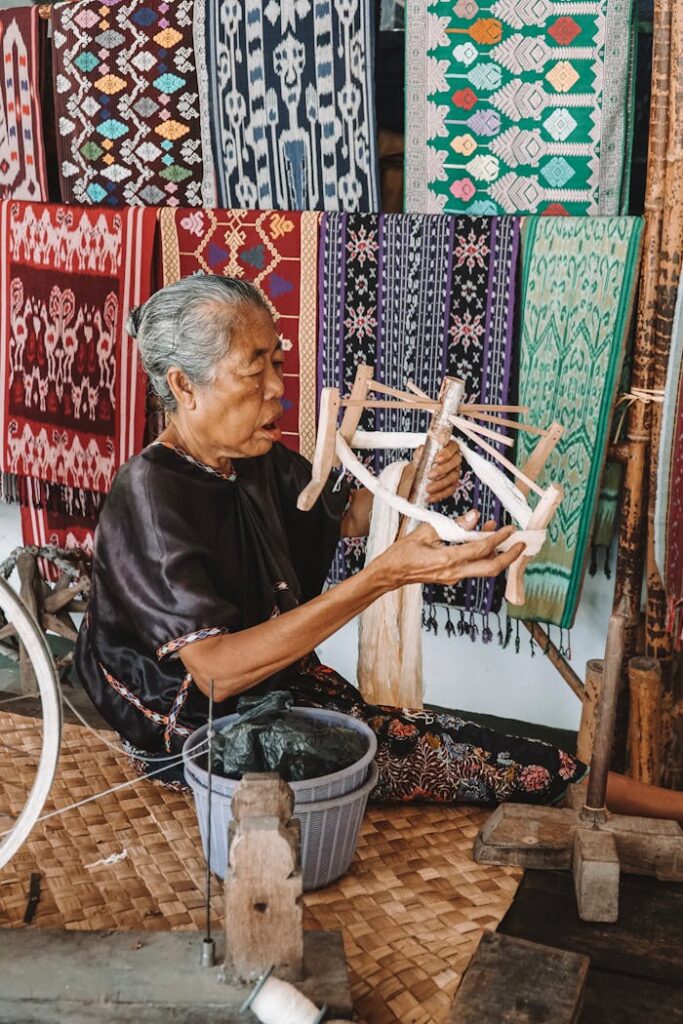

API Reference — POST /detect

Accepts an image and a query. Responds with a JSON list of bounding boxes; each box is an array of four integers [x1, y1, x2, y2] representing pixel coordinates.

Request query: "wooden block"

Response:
[[500, 870, 683, 987], [576, 660, 603, 765], [573, 828, 620, 923], [224, 775, 303, 983], [0, 928, 352, 1023], [449, 931, 589, 1023]]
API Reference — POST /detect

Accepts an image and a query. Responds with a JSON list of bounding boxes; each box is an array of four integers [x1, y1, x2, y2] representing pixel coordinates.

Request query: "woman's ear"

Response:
[[167, 367, 196, 410]]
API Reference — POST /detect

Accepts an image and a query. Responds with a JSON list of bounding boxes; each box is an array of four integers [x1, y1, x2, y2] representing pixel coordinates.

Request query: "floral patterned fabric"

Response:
[[129, 655, 587, 805]]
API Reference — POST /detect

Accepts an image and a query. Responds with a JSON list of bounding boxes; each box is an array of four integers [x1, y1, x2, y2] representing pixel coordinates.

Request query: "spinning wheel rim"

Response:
[[0, 576, 61, 870]]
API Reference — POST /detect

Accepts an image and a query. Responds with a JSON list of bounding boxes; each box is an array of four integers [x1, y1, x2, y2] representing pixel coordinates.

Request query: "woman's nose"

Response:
[[265, 362, 285, 399]]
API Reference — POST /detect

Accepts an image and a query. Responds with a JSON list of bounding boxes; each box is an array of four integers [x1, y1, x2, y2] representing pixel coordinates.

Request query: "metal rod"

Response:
[[583, 611, 626, 817], [200, 680, 216, 967], [522, 622, 586, 701]]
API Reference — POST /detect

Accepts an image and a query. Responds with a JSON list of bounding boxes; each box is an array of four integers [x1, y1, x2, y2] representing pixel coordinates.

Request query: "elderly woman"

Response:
[[76, 276, 683, 819]]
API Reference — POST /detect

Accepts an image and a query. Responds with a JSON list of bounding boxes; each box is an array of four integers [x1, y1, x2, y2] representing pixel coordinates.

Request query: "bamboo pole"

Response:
[[648, 0, 683, 789], [582, 611, 626, 821], [627, 657, 662, 784], [612, 0, 672, 770], [576, 659, 603, 764]]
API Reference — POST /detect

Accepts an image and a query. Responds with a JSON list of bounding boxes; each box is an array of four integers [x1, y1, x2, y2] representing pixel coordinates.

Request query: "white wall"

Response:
[[0, 499, 612, 732], [320, 558, 615, 732]]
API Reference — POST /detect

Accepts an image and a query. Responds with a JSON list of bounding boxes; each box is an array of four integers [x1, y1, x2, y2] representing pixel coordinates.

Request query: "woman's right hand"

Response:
[[376, 513, 526, 589]]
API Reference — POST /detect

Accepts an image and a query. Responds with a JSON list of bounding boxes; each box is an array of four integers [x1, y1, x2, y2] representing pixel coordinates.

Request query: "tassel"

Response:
[[422, 606, 428, 629], [482, 614, 493, 644], [514, 620, 520, 654], [503, 614, 512, 649], [589, 544, 598, 576], [457, 610, 467, 636], [494, 613, 503, 646], [445, 608, 456, 638], [469, 613, 478, 643], [565, 629, 572, 660], [529, 632, 536, 657], [604, 548, 612, 579], [428, 605, 438, 635]]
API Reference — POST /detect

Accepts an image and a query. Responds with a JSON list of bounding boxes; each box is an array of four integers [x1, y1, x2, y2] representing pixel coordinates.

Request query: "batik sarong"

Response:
[[405, 0, 635, 216], [0, 6, 49, 201], [52, 0, 213, 207], [203, 0, 380, 211], [0, 201, 157, 516], [319, 212, 519, 620], [655, 276, 683, 646], [509, 216, 643, 628], [159, 207, 320, 457]]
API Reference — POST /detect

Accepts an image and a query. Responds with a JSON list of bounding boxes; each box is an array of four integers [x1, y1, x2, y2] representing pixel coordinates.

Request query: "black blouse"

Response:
[[75, 442, 349, 754]]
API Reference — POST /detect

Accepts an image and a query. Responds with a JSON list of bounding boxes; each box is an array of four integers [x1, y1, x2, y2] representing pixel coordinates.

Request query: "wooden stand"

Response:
[[474, 610, 683, 922]]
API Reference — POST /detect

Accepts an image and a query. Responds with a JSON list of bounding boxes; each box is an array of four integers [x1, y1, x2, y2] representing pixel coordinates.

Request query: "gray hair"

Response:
[[126, 275, 271, 411]]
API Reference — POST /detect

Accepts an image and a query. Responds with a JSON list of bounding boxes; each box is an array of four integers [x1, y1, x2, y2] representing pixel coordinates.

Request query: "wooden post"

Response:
[[627, 657, 662, 784], [612, 0, 671, 769], [582, 612, 625, 820], [399, 376, 464, 534], [223, 774, 304, 984], [576, 659, 603, 765], [648, 0, 683, 789]]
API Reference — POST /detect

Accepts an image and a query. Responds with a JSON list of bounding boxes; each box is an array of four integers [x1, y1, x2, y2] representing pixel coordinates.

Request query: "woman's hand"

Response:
[[376, 513, 525, 589], [399, 440, 463, 504]]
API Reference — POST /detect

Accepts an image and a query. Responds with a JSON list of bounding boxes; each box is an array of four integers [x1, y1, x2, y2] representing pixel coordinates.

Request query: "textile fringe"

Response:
[[0, 472, 105, 519], [422, 605, 574, 659], [589, 543, 613, 579]]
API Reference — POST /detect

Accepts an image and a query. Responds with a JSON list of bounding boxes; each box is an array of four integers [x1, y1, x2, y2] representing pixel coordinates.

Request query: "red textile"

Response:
[[21, 505, 95, 581], [0, 201, 157, 514], [159, 208, 320, 459], [0, 7, 49, 201]]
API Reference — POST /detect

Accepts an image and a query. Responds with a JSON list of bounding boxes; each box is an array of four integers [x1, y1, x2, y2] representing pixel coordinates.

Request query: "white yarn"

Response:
[[351, 429, 427, 450], [250, 976, 321, 1024], [456, 438, 532, 528], [335, 434, 545, 554], [358, 463, 424, 708]]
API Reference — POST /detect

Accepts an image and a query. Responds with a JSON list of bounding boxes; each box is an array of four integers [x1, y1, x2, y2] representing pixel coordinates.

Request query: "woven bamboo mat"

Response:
[[0, 711, 521, 1023]]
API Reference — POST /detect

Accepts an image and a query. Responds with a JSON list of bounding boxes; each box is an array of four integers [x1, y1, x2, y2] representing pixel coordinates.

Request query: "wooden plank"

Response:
[[500, 870, 683, 985], [449, 931, 589, 1023], [0, 928, 352, 1023], [579, 971, 683, 1023]]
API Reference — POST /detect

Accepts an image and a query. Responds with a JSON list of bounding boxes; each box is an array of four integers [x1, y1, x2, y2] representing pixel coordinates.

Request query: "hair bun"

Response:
[[126, 303, 145, 338]]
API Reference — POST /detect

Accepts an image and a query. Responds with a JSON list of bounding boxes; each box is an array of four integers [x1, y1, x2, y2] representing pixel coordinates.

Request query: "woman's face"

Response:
[[181, 302, 286, 460]]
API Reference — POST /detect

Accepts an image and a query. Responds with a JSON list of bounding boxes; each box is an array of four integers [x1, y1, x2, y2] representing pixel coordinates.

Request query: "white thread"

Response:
[[85, 849, 128, 869], [335, 434, 545, 554], [250, 977, 321, 1024], [351, 429, 427, 449]]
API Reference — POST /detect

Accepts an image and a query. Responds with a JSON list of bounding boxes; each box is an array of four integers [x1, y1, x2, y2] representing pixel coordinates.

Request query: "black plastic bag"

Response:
[[211, 691, 367, 782]]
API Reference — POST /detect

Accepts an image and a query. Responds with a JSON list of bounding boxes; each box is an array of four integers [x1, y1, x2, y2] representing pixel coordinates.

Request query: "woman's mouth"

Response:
[[260, 418, 282, 442]]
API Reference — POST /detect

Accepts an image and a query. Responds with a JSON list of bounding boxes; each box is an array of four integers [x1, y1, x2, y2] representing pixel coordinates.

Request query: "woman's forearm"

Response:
[[181, 558, 391, 700]]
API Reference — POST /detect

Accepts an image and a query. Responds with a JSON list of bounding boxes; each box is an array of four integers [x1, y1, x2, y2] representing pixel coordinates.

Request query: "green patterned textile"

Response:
[[509, 216, 643, 627], [405, 0, 636, 216]]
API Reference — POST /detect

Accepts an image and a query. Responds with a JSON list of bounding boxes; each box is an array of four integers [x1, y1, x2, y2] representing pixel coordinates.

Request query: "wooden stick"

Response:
[[340, 398, 437, 411], [628, 657, 662, 785], [337, 364, 373, 469], [522, 622, 585, 701], [452, 417, 546, 498], [465, 404, 529, 414], [583, 610, 626, 818], [505, 483, 563, 605], [459, 409, 549, 436], [405, 380, 432, 401], [368, 380, 431, 404], [518, 422, 564, 497], [450, 414, 515, 447], [297, 388, 340, 511]]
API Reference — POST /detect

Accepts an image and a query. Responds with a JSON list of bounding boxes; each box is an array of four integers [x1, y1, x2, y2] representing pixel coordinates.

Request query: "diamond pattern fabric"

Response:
[[52, 0, 214, 206], [405, 0, 636, 215]]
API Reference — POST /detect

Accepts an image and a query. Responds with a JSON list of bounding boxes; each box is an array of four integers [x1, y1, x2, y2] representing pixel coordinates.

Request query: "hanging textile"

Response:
[[0, 200, 157, 516], [0, 6, 49, 201], [655, 276, 683, 645], [159, 207, 320, 458], [51, 0, 213, 207], [202, 0, 380, 211], [21, 506, 96, 559], [405, 0, 635, 216], [509, 216, 643, 628], [319, 212, 520, 620]]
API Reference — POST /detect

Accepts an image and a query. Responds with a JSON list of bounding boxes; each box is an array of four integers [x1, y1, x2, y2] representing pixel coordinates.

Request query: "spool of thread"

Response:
[[241, 970, 327, 1024]]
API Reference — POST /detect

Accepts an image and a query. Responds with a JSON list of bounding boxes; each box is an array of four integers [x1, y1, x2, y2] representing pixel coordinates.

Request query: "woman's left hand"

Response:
[[411, 440, 463, 504]]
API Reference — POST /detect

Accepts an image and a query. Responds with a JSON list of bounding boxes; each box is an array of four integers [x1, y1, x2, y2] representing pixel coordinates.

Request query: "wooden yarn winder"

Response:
[[297, 365, 565, 608]]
